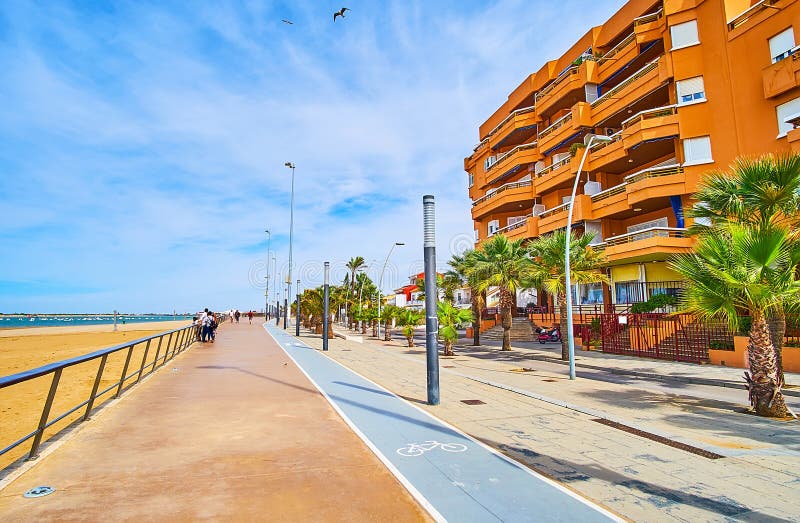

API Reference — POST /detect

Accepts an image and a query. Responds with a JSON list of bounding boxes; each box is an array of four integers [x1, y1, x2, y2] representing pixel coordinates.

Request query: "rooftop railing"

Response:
[[0, 321, 214, 465], [591, 58, 660, 109], [537, 112, 573, 140], [633, 8, 664, 27], [727, 0, 778, 31], [472, 179, 533, 207], [621, 104, 677, 129], [484, 141, 538, 173]]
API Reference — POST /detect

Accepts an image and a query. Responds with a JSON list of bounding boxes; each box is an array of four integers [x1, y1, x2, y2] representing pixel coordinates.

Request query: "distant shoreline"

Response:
[[0, 314, 195, 330]]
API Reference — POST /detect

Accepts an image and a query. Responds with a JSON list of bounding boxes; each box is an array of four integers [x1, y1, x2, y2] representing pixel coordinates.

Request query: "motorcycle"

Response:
[[536, 326, 561, 344]]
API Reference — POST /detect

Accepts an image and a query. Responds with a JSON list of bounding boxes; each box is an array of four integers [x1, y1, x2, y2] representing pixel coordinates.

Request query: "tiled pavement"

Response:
[[305, 328, 800, 523]]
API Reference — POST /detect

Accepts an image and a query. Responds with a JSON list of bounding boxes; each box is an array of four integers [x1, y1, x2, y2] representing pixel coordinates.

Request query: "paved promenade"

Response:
[[316, 327, 800, 522], [0, 323, 430, 521]]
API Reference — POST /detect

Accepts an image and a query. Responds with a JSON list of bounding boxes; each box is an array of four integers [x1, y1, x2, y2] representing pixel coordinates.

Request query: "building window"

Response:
[[474, 229, 479, 242], [769, 27, 796, 63], [670, 20, 699, 50], [579, 283, 604, 305], [682, 135, 713, 165], [488, 220, 500, 236], [468, 173, 474, 187], [776, 97, 800, 137], [676, 76, 705, 105]]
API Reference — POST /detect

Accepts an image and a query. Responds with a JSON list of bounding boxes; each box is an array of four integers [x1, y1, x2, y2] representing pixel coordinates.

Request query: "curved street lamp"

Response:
[[377, 242, 404, 338], [565, 133, 613, 380], [284, 162, 296, 329]]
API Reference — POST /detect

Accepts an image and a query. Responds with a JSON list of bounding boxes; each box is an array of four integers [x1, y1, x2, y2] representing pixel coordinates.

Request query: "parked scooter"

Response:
[[536, 326, 561, 344]]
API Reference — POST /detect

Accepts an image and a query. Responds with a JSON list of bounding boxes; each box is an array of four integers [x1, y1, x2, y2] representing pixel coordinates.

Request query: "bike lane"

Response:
[[264, 324, 621, 523]]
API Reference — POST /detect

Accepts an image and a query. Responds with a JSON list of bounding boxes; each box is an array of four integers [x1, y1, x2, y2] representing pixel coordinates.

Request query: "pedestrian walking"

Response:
[[235, 309, 241, 323], [201, 309, 213, 342], [248, 310, 254, 324]]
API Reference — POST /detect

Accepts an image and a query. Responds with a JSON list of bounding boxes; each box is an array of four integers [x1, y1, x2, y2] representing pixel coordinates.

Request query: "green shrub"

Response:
[[630, 294, 678, 313], [569, 142, 586, 157]]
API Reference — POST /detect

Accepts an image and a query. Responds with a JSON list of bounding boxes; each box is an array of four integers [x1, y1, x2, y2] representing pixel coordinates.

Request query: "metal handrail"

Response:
[[472, 179, 533, 207], [727, 0, 777, 31], [538, 113, 573, 140], [592, 165, 684, 203], [590, 130, 622, 151], [481, 105, 537, 142], [493, 217, 531, 235], [633, 8, 664, 27], [0, 318, 220, 463], [536, 65, 579, 101], [485, 141, 538, 173], [535, 156, 571, 178], [597, 227, 687, 247], [591, 183, 626, 202], [591, 58, 660, 108], [597, 33, 636, 65], [621, 104, 677, 129], [537, 202, 570, 220]]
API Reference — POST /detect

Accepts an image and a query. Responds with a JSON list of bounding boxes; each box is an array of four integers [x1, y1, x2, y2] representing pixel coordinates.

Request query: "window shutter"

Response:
[[769, 28, 795, 62], [676, 76, 705, 103], [683, 136, 712, 163], [776, 97, 800, 135], [670, 20, 699, 49]]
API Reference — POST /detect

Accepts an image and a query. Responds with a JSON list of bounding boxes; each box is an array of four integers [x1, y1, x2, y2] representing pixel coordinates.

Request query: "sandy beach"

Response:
[[0, 320, 196, 471]]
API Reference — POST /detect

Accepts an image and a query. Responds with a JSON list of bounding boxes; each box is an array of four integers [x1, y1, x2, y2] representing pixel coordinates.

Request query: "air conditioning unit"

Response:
[[532, 204, 546, 216]]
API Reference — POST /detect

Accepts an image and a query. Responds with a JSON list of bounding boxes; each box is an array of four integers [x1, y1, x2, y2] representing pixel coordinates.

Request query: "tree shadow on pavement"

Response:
[[481, 437, 791, 522]]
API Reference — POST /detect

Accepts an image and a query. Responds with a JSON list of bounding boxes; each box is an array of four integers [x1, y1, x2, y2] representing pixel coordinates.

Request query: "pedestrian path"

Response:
[[264, 324, 621, 522]]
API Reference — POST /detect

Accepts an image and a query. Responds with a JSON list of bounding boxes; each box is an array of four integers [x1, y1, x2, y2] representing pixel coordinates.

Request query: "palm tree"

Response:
[[470, 235, 534, 351], [380, 304, 402, 341], [689, 153, 800, 380], [346, 257, 366, 328], [527, 231, 608, 361], [300, 288, 324, 333], [396, 309, 424, 347], [670, 223, 800, 417], [447, 251, 483, 346], [438, 301, 474, 356]]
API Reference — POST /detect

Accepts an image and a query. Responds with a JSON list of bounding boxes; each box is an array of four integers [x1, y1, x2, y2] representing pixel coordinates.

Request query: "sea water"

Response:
[[0, 315, 194, 329]]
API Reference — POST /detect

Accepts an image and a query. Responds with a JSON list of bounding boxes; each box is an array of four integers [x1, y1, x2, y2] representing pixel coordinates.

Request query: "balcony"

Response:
[[594, 227, 693, 264], [591, 58, 665, 127], [591, 165, 685, 218], [591, 182, 630, 219], [586, 131, 625, 171], [727, 0, 779, 32], [597, 33, 638, 82], [762, 46, 800, 99], [633, 9, 665, 45], [492, 215, 539, 242], [535, 60, 598, 117], [483, 106, 538, 150], [621, 104, 679, 149], [483, 142, 541, 185], [535, 156, 575, 194], [537, 195, 593, 235], [537, 112, 585, 154], [471, 180, 535, 219]]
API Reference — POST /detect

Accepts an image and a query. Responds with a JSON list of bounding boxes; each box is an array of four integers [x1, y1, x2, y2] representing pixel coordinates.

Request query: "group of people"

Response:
[[194, 308, 218, 343], [228, 309, 255, 324]]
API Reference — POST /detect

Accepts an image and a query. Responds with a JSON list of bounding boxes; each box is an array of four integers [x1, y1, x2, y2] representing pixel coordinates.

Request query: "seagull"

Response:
[[333, 7, 350, 21], [281, 19, 293, 25]]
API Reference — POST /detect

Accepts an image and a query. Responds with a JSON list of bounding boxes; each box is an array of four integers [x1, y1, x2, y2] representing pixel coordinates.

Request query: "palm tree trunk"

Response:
[[501, 307, 512, 351], [745, 313, 789, 417], [372, 320, 377, 338], [471, 295, 481, 346], [407, 333, 414, 347], [559, 294, 569, 361], [361, 320, 367, 335], [767, 309, 786, 386], [444, 340, 453, 356], [384, 321, 391, 341]]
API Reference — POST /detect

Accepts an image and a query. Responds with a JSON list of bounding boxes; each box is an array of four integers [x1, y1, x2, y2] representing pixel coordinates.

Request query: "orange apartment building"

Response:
[[464, 0, 800, 312]]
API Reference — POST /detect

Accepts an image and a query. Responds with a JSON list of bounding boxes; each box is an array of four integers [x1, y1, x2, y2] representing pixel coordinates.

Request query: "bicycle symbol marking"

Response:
[[396, 440, 468, 457]]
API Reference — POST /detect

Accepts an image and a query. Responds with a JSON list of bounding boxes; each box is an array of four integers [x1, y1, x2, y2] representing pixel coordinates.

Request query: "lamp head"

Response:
[[584, 134, 614, 145], [284, 162, 294, 168], [395, 242, 405, 246]]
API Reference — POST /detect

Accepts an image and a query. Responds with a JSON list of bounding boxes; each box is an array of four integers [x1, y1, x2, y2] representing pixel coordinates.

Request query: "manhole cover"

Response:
[[23, 486, 55, 498], [461, 399, 486, 405]]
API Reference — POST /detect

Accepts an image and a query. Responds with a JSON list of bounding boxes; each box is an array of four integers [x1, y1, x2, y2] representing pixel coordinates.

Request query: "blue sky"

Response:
[[0, 0, 626, 313]]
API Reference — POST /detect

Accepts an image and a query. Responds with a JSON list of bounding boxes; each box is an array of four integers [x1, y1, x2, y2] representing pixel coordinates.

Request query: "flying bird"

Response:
[[281, 19, 293, 25], [333, 7, 350, 21]]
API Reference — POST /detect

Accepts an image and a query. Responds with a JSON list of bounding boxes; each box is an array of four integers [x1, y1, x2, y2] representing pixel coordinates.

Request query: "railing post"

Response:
[[149, 337, 164, 375], [115, 345, 135, 398], [136, 339, 152, 384], [161, 332, 174, 366], [28, 369, 62, 460], [83, 354, 108, 421]]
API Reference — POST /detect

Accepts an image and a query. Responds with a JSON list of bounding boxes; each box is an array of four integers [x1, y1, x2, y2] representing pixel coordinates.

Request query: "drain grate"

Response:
[[592, 419, 724, 459], [24, 486, 55, 498], [461, 399, 486, 405]]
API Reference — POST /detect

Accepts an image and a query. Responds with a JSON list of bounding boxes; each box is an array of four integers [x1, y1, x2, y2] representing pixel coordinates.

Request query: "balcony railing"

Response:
[[485, 141, 539, 173], [591, 58, 660, 109], [597, 227, 686, 249], [472, 179, 533, 207], [591, 183, 626, 203], [621, 104, 677, 129], [633, 8, 664, 27], [590, 130, 622, 151], [538, 113, 573, 140], [727, 0, 778, 31], [535, 66, 579, 103], [773, 44, 800, 64], [591, 165, 684, 204], [537, 202, 569, 220], [492, 216, 531, 236], [597, 33, 636, 65], [535, 156, 571, 178], [482, 105, 537, 142]]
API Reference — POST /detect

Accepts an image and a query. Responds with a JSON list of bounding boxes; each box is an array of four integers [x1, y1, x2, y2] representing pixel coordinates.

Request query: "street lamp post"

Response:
[[565, 133, 613, 380], [284, 162, 296, 330], [296, 279, 301, 336], [377, 242, 404, 338], [265, 229, 271, 318], [271, 256, 277, 317]]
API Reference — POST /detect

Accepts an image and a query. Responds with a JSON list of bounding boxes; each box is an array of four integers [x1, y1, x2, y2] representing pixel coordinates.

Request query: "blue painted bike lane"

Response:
[[264, 324, 621, 523]]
